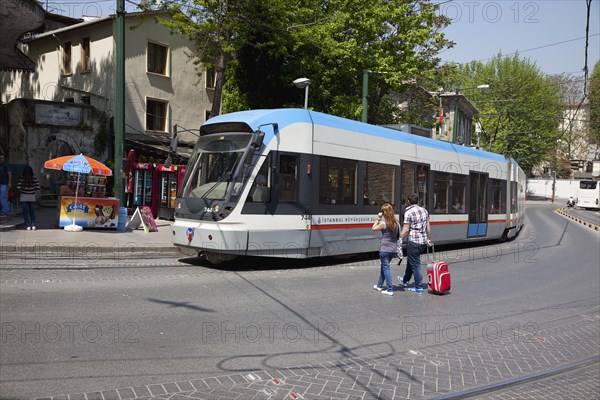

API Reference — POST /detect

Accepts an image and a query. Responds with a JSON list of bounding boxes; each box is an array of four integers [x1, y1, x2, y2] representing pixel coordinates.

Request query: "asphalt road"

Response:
[[0, 203, 599, 399]]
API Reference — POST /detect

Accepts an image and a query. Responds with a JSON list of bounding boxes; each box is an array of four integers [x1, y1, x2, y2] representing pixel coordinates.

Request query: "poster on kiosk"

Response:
[[132, 162, 157, 217], [156, 164, 187, 219]]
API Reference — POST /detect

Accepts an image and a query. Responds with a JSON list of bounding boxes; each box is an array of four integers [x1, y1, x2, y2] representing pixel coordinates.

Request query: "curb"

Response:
[[0, 215, 24, 232], [556, 208, 600, 232]]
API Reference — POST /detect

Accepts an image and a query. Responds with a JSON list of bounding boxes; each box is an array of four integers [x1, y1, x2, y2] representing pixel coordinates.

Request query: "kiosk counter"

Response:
[[58, 196, 120, 229]]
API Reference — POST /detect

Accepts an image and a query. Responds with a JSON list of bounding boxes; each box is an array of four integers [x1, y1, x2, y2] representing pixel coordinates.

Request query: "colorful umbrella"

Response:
[[44, 154, 112, 176], [44, 154, 112, 232]]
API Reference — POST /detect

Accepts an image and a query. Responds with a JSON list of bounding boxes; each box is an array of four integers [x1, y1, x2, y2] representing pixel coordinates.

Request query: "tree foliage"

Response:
[[264, 0, 454, 123], [550, 73, 588, 162], [149, 0, 261, 117], [589, 60, 600, 145], [452, 54, 562, 176], [150, 0, 454, 121]]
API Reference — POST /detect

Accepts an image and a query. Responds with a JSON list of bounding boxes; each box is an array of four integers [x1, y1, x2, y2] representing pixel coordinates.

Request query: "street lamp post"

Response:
[[293, 77, 311, 109]]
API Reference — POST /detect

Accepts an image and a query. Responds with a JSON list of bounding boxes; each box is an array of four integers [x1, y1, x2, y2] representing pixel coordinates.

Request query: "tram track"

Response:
[[434, 356, 600, 399]]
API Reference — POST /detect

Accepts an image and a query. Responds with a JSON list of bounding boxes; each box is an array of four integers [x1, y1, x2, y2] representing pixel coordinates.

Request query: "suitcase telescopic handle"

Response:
[[426, 242, 435, 262]]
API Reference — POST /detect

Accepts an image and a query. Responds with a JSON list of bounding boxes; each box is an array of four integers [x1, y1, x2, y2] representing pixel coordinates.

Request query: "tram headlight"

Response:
[[213, 204, 220, 213]]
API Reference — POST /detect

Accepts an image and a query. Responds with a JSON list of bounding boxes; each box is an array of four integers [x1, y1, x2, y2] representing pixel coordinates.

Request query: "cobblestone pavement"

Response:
[[0, 257, 377, 284], [34, 307, 599, 400]]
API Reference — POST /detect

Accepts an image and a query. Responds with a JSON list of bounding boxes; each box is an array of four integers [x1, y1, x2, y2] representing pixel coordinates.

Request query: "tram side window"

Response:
[[364, 162, 394, 205], [279, 155, 298, 202], [319, 157, 357, 205], [450, 175, 466, 213], [400, 163, 428, 208], [511, 181, 517, 213], [490, 179, 506, 214], [433, 172, 450, 214], [247, 158, 271, 203]]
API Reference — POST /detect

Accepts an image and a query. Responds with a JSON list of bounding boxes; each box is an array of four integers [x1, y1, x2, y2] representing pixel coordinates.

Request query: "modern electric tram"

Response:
[[172, 109, 525, 263]]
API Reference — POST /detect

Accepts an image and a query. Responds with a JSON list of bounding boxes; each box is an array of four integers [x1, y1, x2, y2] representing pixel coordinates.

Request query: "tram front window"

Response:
[[182, 133, 252, 200]]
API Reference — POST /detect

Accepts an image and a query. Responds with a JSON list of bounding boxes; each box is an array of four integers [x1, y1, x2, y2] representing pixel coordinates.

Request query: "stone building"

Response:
[[1, 9, 214, 178]]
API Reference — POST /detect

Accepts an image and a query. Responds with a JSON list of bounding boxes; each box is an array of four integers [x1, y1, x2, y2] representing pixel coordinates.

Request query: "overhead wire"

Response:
[[471, 33, 599, 64]]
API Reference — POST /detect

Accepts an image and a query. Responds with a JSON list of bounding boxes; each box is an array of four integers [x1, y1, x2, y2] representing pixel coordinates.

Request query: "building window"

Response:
[[364, 162, 394, 205], [319, 157, 357, 205], [62, 41, 72, 75], [81, 37, 90, 72], [146, 99, 168, 131], [206, 66, 216, 89], [147, 42, 168, 75]]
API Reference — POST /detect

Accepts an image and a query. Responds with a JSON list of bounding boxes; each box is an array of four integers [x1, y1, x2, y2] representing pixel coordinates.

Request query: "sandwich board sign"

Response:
[[127, 206, 158, 232]]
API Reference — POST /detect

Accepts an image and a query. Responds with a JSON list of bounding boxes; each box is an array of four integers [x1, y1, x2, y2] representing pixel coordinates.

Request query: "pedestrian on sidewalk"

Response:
[[17, 165, 40, 230], [372, 202, 399, 296], [398, 193, 431, 293], [0, 153, 12, 217]]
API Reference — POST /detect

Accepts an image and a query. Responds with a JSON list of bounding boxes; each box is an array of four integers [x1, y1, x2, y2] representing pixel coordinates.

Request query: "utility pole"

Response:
[[361, 69, 390, 123], [551, 158, 557, 203], [453, 88, 459, 143], [114, 0, 125, 204]]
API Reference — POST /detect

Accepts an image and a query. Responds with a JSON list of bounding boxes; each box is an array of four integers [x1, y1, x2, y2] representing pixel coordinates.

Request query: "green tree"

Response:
[[150, 0, 265, 118], [153, 0, 453, 120], [589, 60, 600, 144], [456, 54, 563, 176], [280, 0, 454, 123], [148, 0, 453, 124], [225, 0, 300, 110]]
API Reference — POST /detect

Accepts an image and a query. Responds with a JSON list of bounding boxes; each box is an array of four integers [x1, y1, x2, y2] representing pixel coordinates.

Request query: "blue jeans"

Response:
[[377, 252, 395, 292], [403, 241, 426, 289], [0, 184, 9, 214], [21, 201, 36, 227]]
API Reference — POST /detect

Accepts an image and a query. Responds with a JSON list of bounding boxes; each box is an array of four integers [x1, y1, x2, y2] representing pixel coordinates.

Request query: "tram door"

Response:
[[468, 172, 488, 237]]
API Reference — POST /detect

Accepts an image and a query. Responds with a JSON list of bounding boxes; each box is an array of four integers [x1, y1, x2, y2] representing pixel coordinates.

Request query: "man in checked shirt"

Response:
[[398, 193, 432, 293]]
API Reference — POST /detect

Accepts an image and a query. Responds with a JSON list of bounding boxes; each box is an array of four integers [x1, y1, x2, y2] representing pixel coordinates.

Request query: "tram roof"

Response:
[[204, 108, 508, 163]]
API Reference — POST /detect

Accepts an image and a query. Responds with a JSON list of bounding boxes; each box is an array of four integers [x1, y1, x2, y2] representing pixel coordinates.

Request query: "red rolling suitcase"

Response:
[[426, 245, 451, 295]]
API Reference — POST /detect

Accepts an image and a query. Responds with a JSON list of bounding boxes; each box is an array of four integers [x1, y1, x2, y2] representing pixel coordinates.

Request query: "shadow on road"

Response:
[[177, 236, 516, 272]]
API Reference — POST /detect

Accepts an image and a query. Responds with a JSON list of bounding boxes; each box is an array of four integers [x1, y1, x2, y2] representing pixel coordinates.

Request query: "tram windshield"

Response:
[[181, 132, 253, 200]]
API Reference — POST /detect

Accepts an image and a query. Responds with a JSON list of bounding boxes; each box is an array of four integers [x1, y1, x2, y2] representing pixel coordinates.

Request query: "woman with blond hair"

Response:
[[371, 202, 399, 296]]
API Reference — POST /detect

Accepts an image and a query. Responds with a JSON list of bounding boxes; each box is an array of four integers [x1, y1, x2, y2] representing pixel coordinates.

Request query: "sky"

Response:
[[437, 0, 599, 76], [44, 0, 599, 77]]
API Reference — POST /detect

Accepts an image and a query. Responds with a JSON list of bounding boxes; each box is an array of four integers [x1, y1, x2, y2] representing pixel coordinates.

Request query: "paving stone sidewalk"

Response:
[[0, 206, 194, 261], [37, 309, 600, 400]]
